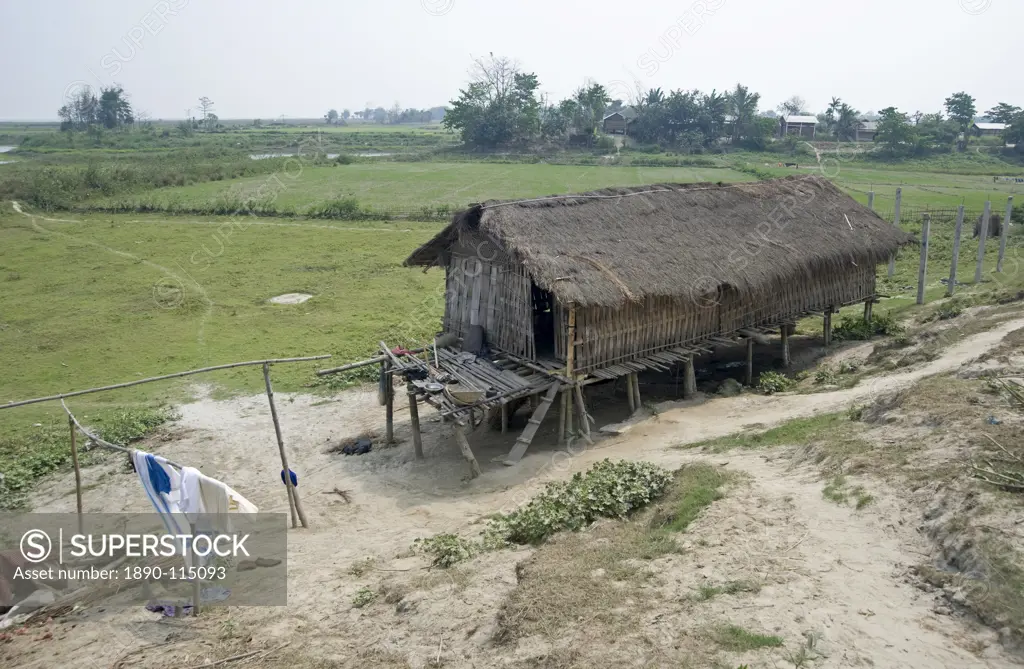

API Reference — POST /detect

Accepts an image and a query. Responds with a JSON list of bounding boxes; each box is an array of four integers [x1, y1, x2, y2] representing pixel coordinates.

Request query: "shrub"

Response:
[[484, 459, 673, 546], [757, 371, 794, 395], [814, 367, 838, 385], [334, 153, 354, 164], [412, 533, 477, 568], [831, 312, 904, 342], [351, 586, 376, 608], [96, 407, 174, 444]]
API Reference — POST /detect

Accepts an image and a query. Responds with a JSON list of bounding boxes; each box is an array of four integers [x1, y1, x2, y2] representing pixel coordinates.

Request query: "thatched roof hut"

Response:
[[406, 176, 913, 377]]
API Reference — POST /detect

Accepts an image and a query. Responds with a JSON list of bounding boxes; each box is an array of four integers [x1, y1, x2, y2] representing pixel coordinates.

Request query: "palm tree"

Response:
[[729, 83, 760, 142]]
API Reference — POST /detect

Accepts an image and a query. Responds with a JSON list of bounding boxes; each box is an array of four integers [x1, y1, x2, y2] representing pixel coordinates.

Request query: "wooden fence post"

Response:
[[780, 324, 791, 368], [262, 363, 306, 529], [998, 196, 1013, 273], [948, 205, 965, 296], [888, 187, 901, 277], [975, 200, 991, 283], [917, 214, 930, 305], [823, 308, 833, 347]]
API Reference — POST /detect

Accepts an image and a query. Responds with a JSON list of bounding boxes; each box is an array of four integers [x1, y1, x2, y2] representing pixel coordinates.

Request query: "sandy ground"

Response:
[[6, 318, 1024, 668]]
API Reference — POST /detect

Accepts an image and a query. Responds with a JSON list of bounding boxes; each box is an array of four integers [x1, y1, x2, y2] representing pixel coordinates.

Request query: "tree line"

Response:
[[441, 55, 1023, 156], [324, 105, 446, 125]]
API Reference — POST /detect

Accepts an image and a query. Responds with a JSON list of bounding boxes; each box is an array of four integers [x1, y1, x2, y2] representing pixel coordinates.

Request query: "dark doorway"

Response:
[[532, 284, 555, 359]]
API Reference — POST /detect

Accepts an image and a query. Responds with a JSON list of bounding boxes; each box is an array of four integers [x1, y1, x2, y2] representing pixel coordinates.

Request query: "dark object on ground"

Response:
[[280, 469, 298, 488], [463, 325, 487, 356], [340, 438, 372, 456], [973, 213, 1002, 239], [717, 378, 743, 397]]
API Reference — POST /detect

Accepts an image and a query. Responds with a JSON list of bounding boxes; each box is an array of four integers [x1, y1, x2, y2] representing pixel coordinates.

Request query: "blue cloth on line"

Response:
[[146, 454, 172, 494], [280, 469, 298, 488]]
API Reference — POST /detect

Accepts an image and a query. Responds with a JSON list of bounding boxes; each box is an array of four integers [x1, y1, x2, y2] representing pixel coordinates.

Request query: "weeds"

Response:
[[757, 371, 794, 395], [352, 586, 377, 608], [693, 580, 761, 601], [712, 625, 784, 652], [484, 459, 673, 546], [413, 533, 478, 568], [832, 312, 904, 342]]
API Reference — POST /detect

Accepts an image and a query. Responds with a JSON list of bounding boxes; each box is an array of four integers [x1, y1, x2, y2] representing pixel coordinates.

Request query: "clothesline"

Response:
[[61, 399, 185, 469]]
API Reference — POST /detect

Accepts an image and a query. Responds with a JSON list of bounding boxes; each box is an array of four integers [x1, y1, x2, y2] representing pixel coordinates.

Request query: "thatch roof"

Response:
[[405, 176, 915, 308]]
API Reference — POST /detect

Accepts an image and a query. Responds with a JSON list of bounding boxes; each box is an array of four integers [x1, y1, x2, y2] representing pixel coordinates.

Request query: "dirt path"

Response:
[[12, 318, 1024, 668]]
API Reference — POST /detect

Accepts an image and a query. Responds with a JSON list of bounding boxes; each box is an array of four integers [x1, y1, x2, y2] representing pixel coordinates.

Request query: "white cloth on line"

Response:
[[131, 449, 187, 537], [180, 466, 258, 534]]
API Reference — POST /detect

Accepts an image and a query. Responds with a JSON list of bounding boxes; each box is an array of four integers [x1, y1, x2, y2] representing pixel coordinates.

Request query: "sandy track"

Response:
[[12, 318, 1024, 668]]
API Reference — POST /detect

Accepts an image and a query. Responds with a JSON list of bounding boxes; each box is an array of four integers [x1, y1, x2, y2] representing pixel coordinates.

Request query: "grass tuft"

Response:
[[712, 625, 784, 652]]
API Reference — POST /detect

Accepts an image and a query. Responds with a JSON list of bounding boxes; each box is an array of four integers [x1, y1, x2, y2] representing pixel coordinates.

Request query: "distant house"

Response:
[[973, 122, 1006, 137], [854, 120, 877, 142], [602, 112, 628, 134], [602, 107, 636, 135], [780, 115, 818, 138]]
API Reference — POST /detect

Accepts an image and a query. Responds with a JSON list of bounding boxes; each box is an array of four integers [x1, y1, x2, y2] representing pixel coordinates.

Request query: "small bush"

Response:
[[814, 367, 837, 385], [413, 533, 477, 568], [351, 586, 376, 608], [757, 371, 794, 395], [832, 312, 904, 342], [837, 360, 861, 375], [484, 459, 673, 546], [96, 407, 174, 445], [334, 153, 354, 164]]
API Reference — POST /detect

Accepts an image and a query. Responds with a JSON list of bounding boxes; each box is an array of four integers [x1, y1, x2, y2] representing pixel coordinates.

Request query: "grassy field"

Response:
[[0, 205, 441, 436], [87, 162, 754, 213]]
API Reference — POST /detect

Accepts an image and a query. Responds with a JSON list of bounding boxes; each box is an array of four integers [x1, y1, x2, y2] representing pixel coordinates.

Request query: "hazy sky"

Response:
[[1, 0, 1020, 121]]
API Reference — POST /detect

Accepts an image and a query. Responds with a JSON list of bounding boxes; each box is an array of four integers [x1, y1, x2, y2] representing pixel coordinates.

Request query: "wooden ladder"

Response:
[[503, 383, 561, 465]]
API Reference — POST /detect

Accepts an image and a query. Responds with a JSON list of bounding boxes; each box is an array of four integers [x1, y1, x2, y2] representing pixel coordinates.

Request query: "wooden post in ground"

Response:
[[917, 214, 931, 305], [262, 363, 306, 529], [500, 403, 508, 434], [998, 196, 1013, 273], [383, 361, 394, 445], [453, 425, 481, 479], [975, 200, 992, 283], [407, 383, 424, 460], [948, 205, 965, 296], [566, 304, 576, 437], [863, 299, 873, 324], [631, 373, 642, 410], [745, 338, 754, 386], [69, 415, 83, 534], [823, 308, 833, 347], [888, 187, 902, 277], [683, 356, 697, 398], [625, 374, 636, 412]]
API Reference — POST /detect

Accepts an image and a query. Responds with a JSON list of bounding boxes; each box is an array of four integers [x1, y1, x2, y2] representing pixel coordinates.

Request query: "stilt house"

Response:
[[405, 176, 913, 380]]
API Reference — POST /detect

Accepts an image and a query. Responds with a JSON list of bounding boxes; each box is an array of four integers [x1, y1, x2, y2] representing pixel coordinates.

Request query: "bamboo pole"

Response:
[[780, 325, 791, 368], [3, 355, 331, 410], [823, 308, 833, 347], [408, 383, 424, 460], [998, 196, 1013, 273], [69, 415, 83, 534], [566, 305, 576, 438], [632, 373, 642, 410], [315, 346, 429, 376], [683, 356, 697, 399], [573, 385, 593, 445], [190, 521, 201, 617], [975, 200, 991, 283], [383, 361, 394, 445], [917, 214, 931, 305], [558, 390, 568, 445], [947, 205, 965, 296], [500, 403, 508, 434], [626, 374, 636, 412], [453, 426, 481, 479], [262, 363, 306, 529], [888, 187, 901, 277], [62, 399, 185, 468]]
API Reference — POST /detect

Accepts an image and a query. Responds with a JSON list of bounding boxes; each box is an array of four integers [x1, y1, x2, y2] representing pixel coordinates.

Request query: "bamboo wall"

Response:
[[443, 232, 534, 359], [572, 264, 876, 373]]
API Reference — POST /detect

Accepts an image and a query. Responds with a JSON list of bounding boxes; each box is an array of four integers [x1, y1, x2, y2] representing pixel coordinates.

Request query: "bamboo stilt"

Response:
[[626, 374, 636, 412], [453, 426, 481, 479], [383, 361, 394, 445], [408, 384, 424, 460], [683, 356, 696, 398], [745, 339, 754, 386], [781, 325, 791, 368]]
